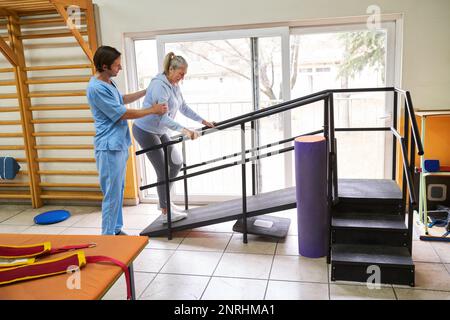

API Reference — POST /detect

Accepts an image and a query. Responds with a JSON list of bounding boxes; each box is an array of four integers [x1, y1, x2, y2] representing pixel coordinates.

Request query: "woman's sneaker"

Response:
[[160, 210, 187, 224], [157, 202, 187, 213]]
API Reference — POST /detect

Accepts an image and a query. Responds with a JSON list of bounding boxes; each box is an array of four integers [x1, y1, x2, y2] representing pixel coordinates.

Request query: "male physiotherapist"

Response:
[[87, 46, 167, 235]]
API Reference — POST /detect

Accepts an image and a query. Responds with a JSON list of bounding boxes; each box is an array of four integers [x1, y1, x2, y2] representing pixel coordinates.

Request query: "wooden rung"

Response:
[[15, 158, 27, 162], [40, 191, 103, 200], [33, 131, 95, 137], [19, 30, 88, 40], [0, 191, 32, 199], [0, 80, 16, 86], [0, 107, 20, 112], [18, 9, 59, 17], [38, 170, 98, 176], [25, 64, 92, 71], [0, 133, 23, 137], [35, 145, 94, 150], [30, 104, 90, 111], [28, 90, 86, 98], [31, 118, 93, 124], [0, 120, 21, 125], [20, 16, 87, 26], [17, 171, 28, 175], [0, 93, 18, 99], [0, 182, 30, 187], [0, 145, 25, 150], [40, 183, 99, 188], [26, 75, 91, 84], [0, 68, 14, 73], [37, 158, 96, 163]]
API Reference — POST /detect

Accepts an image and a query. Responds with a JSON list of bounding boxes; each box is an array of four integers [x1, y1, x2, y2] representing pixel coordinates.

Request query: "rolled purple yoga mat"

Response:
[[294, 136, 329, 258]]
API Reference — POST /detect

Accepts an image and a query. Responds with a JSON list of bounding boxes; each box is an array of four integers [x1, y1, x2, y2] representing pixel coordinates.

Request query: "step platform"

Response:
[[331, 244, 415, 286], [233, 215, 291, 238]]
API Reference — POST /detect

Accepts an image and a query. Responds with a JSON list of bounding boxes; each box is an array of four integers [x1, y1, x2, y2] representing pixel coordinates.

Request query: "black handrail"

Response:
[[140, 129, 324, 190], [391, 127, 417, 205], [180, 129, 324, 172], [136, 87, 424, 204], [135, 93, 328, 155], [394, 88, 424, 156], [137, 87, 389, 153]]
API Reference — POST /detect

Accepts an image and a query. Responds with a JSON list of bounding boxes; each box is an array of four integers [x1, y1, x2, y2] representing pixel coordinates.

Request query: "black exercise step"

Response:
[[331, 214, 408, 246], [331, 244, 414, 286], [332, 213, 406, 231], [140, 187, 297, 237], [338, 179, 402, 201], [332, 244, 412, 266]]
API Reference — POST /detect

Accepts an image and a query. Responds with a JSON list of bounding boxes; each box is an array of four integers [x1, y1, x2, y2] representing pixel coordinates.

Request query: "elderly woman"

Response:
[[132, 52, 215, 223]]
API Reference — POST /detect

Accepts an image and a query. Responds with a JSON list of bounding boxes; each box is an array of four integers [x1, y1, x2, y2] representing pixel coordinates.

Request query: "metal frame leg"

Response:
[[241, 123, 248, 244], [128, 263, 136, 300]]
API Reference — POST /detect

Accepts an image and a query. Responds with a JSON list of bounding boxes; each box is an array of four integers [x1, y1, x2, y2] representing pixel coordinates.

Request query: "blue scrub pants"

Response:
[[95, 149, 129, 235]]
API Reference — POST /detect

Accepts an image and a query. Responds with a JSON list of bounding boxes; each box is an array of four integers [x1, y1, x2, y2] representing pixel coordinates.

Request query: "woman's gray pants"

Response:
[[132, 124, 182, 209]]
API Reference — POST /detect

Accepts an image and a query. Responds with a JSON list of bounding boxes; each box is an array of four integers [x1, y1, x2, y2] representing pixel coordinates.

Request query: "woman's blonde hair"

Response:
[[163, 52, 188, 75]]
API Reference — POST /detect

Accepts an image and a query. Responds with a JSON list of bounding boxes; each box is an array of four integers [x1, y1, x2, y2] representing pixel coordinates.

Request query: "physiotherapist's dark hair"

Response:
[[93, 46, 121, 72]]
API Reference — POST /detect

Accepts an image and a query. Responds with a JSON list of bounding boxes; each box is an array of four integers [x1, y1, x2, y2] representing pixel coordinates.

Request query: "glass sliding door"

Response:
[[289, 22, 396, 180], [153, 28, 290, 203]]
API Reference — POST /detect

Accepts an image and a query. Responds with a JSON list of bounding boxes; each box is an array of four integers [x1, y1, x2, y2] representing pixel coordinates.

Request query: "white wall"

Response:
[[93, 0, 450, 109]]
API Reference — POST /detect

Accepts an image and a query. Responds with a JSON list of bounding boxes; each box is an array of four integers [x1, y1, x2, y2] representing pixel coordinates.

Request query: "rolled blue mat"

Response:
[[294, 136, 329, 258]]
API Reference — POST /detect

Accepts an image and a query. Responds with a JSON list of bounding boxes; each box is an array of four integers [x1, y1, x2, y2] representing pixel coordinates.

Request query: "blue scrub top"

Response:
[[87, 76, 131, 151]]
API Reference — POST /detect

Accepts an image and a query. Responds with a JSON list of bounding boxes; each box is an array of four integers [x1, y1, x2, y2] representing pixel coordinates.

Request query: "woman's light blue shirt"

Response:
[[134, 73, 203, 135]]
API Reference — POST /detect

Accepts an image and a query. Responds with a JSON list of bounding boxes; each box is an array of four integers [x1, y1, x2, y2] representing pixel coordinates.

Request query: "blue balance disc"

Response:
[[34, 210, 71, 225]]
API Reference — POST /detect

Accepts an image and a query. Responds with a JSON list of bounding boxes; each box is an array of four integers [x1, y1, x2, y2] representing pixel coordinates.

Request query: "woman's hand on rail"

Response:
[[182, 128, 199, 140], [202, 120, 216, 128]]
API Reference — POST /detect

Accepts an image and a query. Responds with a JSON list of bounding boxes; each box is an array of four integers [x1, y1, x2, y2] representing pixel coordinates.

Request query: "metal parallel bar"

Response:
[[392, 92, 398, 180], [241, 123, 248, 244], [394, 88, 424, 156], [330, 87, 395, 93], [250, 37, 259, 197], [136, 136, 183, 155], [195, 89, 329, 131], [180, 129, 324, 172], [251, 119, 257, 196], [324, 96, 332, 264], [408, 126, 416, 252], [329, 93, 338, 201], [402, 102, 410, 213], [405, 91, 424, 155], [390, 127, 402, 140], [141, 145, 296, 191], [163, 145, 172, 240], [334, 127, 390, 132], [210, 94, 328, 134], [182, 140, 188, 211], [136, 87, 397, 155], [398, 137, 417, 205], [137, 94, 328, 155]]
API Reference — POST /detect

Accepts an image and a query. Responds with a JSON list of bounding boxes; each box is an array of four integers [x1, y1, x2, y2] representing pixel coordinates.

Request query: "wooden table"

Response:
[[0, 234, 148, 300]]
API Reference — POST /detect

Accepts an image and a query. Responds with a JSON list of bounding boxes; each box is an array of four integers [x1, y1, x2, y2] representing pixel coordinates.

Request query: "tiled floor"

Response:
[[1, 203, 449, 300]]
